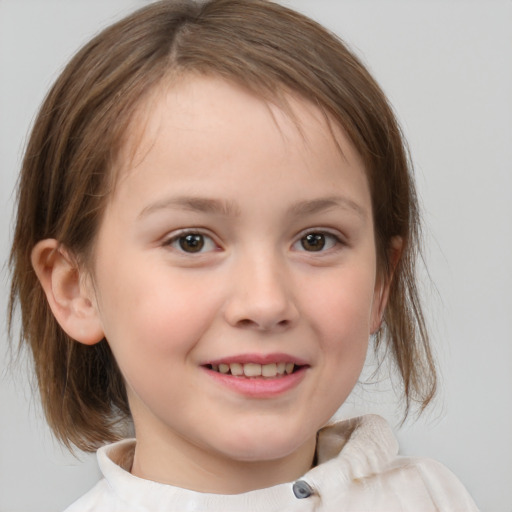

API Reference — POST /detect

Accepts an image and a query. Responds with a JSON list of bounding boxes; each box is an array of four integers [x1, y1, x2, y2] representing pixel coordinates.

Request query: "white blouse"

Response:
[[64, 415, 479, 511]]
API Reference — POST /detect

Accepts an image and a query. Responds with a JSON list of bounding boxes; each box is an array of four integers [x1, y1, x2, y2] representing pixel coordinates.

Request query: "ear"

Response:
[[31, 239, 104, 345], [370, 236, 403, 334]]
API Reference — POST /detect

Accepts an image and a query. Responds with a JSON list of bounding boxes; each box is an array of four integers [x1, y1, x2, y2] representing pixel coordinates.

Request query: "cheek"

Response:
[[307, 268, 377, 345], [96, 263, 222, 360], [95, 269, 223, 413], [298, 271, 374, 427]]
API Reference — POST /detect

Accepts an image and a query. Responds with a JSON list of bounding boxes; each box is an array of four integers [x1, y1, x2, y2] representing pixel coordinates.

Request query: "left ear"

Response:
[[370, 236, 403, 334]]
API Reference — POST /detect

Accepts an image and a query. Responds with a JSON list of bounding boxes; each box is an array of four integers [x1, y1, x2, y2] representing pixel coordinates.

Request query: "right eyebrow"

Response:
[[138, 196, 242, 219]]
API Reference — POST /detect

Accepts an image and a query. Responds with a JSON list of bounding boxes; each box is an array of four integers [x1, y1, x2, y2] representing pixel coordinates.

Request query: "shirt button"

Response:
[[292, 480, 314, 499]]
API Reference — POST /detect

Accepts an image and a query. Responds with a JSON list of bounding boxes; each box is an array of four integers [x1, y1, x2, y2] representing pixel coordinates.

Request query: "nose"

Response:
[[223, 252, 299, 332]]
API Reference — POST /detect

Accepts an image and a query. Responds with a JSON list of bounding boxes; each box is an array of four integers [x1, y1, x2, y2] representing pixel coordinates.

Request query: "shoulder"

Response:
[[313, 415, 479, 511], [63, 439, 137, 512], [63, 479, 115, 512], [387, 456, 479, 511]]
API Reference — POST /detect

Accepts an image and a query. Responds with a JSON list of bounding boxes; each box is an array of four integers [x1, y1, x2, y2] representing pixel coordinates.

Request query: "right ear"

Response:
[[31, 239, 104, 345]]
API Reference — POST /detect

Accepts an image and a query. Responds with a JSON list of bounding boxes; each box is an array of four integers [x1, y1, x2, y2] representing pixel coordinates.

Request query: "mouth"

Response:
[[202, 356, 309, 397], [205, 362, 302, 378]]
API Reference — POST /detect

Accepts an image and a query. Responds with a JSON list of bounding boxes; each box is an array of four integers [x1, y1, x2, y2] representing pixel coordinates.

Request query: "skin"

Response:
[[33, 75, 391, 494]]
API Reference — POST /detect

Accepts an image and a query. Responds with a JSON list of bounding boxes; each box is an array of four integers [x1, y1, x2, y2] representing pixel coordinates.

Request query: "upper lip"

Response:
[[203, 353, 309, 367]]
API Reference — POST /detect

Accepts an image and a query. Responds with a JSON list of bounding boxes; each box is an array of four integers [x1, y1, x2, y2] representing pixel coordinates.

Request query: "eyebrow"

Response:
[[138, 195, 366, 220], [138, 196, 241, 219], [289, 196, 367, 219]]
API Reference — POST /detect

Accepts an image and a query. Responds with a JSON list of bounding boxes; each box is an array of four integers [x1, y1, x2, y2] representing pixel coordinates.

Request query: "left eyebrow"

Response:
[[138, 196, 241, 219], [288, 196, 367, 219]]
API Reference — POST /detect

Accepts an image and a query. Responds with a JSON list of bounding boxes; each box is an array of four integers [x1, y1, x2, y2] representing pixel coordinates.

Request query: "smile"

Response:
[[207, 362, 297, 378], [202, 355, 309, 397]]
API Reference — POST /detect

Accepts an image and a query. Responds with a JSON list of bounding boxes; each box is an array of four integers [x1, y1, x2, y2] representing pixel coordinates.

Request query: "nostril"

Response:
[[236, 318, 256, 328], [235, 317, 291, 331]]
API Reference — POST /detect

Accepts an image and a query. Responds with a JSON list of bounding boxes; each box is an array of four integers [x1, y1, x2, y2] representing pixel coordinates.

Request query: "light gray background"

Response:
[[1, 1, 511, 511]]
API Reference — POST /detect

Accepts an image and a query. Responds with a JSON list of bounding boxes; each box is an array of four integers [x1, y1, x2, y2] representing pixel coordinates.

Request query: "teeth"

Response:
[[210, 362, 297, 377], [230, 363, 244, 376], [244, 363, 262, 377], [262, 363, 277, 377]]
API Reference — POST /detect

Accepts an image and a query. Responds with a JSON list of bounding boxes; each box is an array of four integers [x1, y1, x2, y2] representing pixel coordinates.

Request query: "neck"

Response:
[[130, 427, 317, 494]]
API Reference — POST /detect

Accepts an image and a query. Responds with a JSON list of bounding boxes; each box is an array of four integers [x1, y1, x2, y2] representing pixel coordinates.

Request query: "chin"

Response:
[[212, 426, 312, 463]]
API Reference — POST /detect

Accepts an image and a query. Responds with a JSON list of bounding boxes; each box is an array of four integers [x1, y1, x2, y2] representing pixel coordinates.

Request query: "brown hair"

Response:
[[9, 0, 436, 452]]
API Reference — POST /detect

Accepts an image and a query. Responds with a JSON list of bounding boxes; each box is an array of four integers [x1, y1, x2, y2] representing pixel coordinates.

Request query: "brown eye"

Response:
[[295, 231, 340, 253], [301, 233, 326, 251], [178, 234, 205, 253], [165, 231, 218, 255]]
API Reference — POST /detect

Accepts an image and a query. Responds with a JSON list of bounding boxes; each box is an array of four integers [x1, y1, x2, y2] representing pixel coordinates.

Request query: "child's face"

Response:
[[89, 75, 385, 479]]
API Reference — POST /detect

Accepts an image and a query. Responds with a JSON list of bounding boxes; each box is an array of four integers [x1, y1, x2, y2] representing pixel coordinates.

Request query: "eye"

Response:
[[294, 231, 340, 252], [165, 232, 218, 254]]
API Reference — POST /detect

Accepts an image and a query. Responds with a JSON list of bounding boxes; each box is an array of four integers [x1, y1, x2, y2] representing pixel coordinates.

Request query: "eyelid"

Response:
[[162, 228, 220, 253], [292, 228, 346, 252]]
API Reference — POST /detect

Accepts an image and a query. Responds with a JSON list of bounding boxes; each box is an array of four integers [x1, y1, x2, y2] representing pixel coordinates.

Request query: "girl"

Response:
[[8, 0, 479, 510]]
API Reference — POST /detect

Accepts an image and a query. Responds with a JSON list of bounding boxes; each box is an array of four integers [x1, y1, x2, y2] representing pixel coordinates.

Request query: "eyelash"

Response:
[[162, 230, 219, 254], [162, 229, 344, 255], [292, 230, 344, 253]]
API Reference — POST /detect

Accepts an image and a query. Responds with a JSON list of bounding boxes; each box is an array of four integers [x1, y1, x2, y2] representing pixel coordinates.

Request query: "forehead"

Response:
[[108, 73, 370, 216], [115, 73, 363, 180]]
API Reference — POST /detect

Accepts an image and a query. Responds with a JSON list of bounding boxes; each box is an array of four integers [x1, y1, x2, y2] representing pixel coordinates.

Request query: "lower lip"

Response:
[[204, 367, 308, 398]]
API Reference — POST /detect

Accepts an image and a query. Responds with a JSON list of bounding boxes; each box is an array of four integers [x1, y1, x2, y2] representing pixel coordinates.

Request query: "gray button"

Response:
[[292, 480, 314, 499]]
